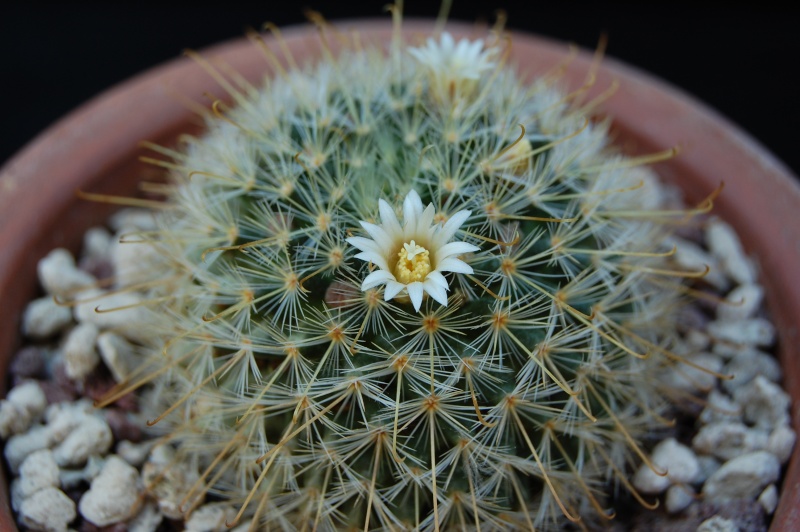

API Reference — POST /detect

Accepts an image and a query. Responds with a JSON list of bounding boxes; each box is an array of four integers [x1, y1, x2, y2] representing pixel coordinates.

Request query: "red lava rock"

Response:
[[78, 256, 114, 283], [82, 369, 138, 412], [325, 281, 358, 308], [38, 380, 79, 404], [53, 360, 80, 395], [105, 408, 142, 443], [9, 346, 47, 381]]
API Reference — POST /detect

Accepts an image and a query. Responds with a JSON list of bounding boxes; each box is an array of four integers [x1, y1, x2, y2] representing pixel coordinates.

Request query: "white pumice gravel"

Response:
[[73, 288, 152, 344], [36, 248, 95, 298], [17, 450, 59, 499], [633, 438, 700, 494], [96, 330, 137, 382], [82, 226, 113, 260], [142, 444, 204, 520], [127, 501, 163, 532], [18, 487, 76, 532], [717, 283, 764, 322], [706, 218, 757, 285], [52, 414, 113, 467], [702, 450, 781, 503], [1, 210, 795, 531], [664, 484, 695, 514], [767, 425, 797, 465], [62, 322, 100, 380], [22, 298, 72, 340], [734, 375, 791, 430], [692, 422, 769, 462], [758, 483, 779, 515], [697, 515, 740, 532], [78, 454, 141, 526], [0, 380, 47, 439], [184, 502, 237, 532]]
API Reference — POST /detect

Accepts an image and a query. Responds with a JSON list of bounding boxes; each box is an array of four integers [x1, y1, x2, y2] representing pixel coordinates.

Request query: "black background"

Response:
[[2, 3, 798, 179]]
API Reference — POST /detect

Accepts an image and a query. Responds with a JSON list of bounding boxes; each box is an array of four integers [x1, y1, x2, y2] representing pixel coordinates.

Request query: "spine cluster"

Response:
[[109, 19, 710, 531]]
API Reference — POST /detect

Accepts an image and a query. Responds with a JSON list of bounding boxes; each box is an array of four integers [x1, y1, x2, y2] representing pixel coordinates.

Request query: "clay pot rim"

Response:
[[1, 18, 798, 530]]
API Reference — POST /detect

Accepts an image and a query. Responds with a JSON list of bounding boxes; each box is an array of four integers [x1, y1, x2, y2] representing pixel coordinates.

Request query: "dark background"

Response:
[[2, 3, 798, 179]]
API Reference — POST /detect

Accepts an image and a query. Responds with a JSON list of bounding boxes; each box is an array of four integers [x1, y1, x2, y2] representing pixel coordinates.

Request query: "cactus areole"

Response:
[[115, 22, 714, 531]]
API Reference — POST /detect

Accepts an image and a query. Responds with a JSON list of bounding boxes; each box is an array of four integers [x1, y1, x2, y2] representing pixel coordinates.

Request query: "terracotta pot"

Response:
[[1, 20, 798, 530]]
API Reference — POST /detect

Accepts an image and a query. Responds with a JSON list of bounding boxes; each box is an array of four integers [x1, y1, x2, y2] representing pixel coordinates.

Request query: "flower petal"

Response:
[[407, 282, 425, 311], [423, 278, 448, 306], [437, 257, 474, 275], [425, 270, 449, 290], [435, 209, 471, 245], [359, 221, 393, 250], [346, 236, 382, 254], [415, 203, 437, 237], [435, 241, 479, 263], [361, 270, 395, 290], [378, 199, 403, 240], [354, 251, 389, 271], [384, 280, 406, 300], [403, 189, 424, 227]]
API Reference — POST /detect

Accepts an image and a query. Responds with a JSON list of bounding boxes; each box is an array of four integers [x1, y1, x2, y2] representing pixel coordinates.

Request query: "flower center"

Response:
[[395, 240, 432, 283]]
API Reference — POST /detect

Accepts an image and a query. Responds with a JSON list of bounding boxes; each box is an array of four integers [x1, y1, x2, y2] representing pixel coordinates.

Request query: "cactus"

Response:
[[104, 14, 716, 531]]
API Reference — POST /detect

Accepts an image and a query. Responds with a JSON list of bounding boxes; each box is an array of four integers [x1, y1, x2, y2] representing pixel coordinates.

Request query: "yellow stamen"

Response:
[[395, 240, 432, 283]]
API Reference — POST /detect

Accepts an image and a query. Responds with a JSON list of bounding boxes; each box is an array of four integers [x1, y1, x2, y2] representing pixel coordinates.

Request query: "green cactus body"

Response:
[[126, 23, 698, 531]]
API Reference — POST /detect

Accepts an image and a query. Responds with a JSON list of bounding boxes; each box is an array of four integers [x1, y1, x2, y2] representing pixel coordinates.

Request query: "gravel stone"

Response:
[[702, 451, 780, 502], [717, 283, 764, 322], [670, 237, 728, 290], [706, 218, 757, 285], [108, 208, 158, 232], [23, 297, 73, 339], [185, 502, 236, 531], [37, 248, 96, 298], [664, 353, 722, 393], [52, 415, 113, 467], [44, 400, 95, 442], [127, 501, 163, 532], [757, 484, 778, 515], [685, 329, 711, 351], [73, 288, 152, 344], [664, 484, 695, 514], [4, 425, 51, 473], [18, 449, 60, 499], [83, 227, 113, 260], [707, 318, 775, 347], [116, 440, 155, 467], [105, 409, 143, 443], [697, 515, 739, 532], [632, 438, 699, 494], [79, 455, 141, 526], [97, 332, 136, 382], [0, 380, 47, 439], [733, 376, 791, 430], [9, 346, 48, 381], [19, 486, 76, 532], [698, 390, 741, 425], [722, 349, 782, 393], [63, 323, 100, 380], [60, 454, 106, 490], [111, 232, 165, 287], [766, 425, 796, 465], [692, 422, 768, 462], [694, 455, 721, 485], [142, 444, 202, 519]]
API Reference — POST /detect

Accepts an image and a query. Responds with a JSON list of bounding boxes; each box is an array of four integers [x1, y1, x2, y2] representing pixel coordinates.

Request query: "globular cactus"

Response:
[[105, 13, 715, 531]]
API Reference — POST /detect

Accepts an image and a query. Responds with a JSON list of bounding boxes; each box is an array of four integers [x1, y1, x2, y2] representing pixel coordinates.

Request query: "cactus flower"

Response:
[[347, 190, 478, 311]]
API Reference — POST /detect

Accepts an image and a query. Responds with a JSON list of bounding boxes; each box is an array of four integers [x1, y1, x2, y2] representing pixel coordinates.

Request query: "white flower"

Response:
[[346, 190, 478, 312], [408, 32, 497, 101]]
